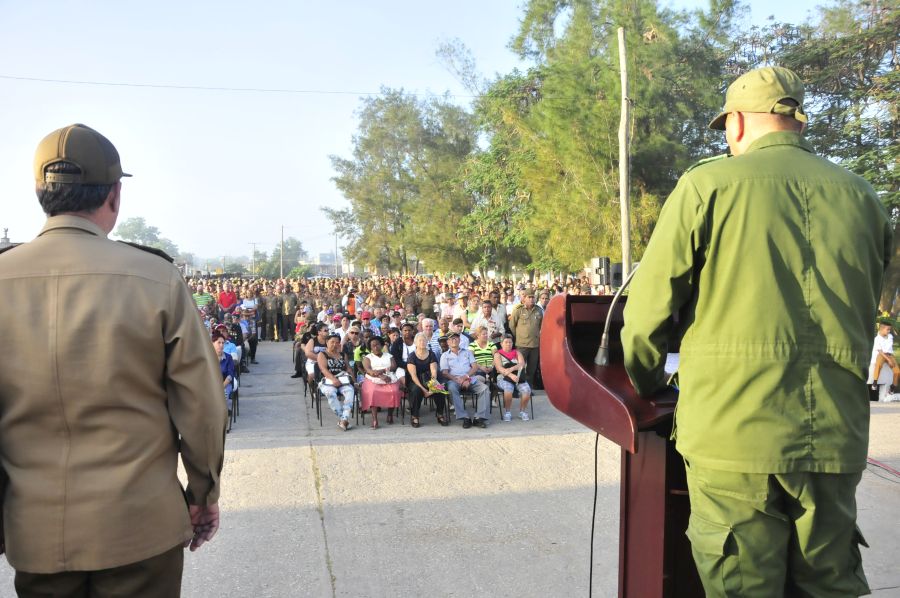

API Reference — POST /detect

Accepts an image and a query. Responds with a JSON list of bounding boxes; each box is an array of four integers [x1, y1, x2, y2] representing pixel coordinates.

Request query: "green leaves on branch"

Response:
[[326, 89, 477, 274], [330, 0, 896, 279], [114, 216, 180, 258]]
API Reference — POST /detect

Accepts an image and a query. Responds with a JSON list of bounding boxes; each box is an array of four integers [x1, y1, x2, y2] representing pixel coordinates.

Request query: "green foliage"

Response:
[[473, 0, 738, 270], [327, 89, 478, 274], [223, 261, 247, 275], [730, 0, 899, 310], [731, 0, 898, 210], [114, 216, 180, 258], [288, 265, 314, 278], [329, 0, 893, 279], [254, 237, 308, 278]]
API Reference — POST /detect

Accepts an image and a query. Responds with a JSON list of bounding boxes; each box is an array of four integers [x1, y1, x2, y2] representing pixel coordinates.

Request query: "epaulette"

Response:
[[117, 241, 175, 263], [685, 153, 730, 173], [0, 243, 21, 256]]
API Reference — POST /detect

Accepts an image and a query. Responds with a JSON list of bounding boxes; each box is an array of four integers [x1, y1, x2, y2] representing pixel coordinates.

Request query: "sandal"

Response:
[[437, 415, 449, 427], [371, 416, 379, 430], [411, 416, 420, 428]]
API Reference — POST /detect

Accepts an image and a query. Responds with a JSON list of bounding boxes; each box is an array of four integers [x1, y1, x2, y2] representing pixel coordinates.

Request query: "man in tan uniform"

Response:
[[0, 124, 226, 597]]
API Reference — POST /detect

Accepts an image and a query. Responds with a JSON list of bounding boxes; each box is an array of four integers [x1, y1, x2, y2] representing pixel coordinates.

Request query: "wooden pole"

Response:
[[617, 27, 632, 279], [280, 226, 284, 279]]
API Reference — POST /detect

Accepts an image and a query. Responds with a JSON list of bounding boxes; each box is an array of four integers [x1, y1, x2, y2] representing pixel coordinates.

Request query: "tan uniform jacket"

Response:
[[508, 304, 543, 348], [0, 216, 226, 573]]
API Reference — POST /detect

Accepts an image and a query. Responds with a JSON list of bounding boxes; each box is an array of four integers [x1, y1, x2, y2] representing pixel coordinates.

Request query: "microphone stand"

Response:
[[594, 264, 640, 366]]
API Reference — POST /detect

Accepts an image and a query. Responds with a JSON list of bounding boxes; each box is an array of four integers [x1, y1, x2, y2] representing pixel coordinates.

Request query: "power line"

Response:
[[0, 73, 621, 103], [0, 74, 389, 96], [0, 74, 479, 98]]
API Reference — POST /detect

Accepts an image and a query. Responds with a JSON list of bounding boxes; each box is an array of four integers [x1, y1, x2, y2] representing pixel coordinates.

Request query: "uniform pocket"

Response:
[[686, 514, 742, 596], [850, 525, 871, 594]]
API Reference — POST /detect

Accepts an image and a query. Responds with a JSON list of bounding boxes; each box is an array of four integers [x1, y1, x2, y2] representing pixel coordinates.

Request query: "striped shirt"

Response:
[[193, 292, 215, 309], [470, 341, 496, 368]]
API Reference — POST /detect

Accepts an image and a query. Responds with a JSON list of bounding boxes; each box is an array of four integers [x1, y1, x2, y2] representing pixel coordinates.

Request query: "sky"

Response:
[[0, 0, 819, 264]]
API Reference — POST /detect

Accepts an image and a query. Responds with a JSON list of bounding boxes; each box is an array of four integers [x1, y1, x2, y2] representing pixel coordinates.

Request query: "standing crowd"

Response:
[[189, 275, 560, 430]]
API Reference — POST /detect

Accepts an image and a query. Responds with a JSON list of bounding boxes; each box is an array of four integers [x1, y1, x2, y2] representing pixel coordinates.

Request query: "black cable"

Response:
[[866, 466, 900, 485], [589, 432, 599, 598]]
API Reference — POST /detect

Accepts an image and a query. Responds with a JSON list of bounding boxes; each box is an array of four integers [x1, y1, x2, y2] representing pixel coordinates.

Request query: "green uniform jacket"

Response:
[[621, 132, 892, 474]]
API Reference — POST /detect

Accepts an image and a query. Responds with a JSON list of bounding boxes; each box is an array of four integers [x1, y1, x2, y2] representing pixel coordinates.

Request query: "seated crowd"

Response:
[[187, 273, 594, 431]]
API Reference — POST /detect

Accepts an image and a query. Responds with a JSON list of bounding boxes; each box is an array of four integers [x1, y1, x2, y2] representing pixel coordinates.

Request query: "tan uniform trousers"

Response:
[[14, 544, 183, 598], [684, 462, 870, 598]]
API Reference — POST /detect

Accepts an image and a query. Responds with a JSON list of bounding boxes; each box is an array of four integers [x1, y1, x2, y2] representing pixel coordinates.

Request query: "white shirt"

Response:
[[870, 333, 894, 365], [470, 310, 505, 339]]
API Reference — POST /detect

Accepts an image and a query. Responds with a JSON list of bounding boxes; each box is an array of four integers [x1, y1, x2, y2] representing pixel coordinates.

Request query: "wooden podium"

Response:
[[540, 294, 702, 597]]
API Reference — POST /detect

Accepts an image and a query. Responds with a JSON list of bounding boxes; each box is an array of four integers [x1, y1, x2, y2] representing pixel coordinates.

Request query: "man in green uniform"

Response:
[[621, 67, 891, 597], [264, 287, 280, 341], [281, 285, 299, 342]]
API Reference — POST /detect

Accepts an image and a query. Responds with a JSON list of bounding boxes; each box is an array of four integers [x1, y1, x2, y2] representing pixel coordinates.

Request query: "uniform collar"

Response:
[[38, 215, 108, 238], [745, 131, 814, 155]]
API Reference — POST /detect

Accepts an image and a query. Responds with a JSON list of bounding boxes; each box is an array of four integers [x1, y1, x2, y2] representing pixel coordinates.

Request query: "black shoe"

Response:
[[251, 360, 259, 364], [241, 366, 250, 373], [462, 418, 472, 429], [891, 385, 898, 394], [290, 374, 301, 378], [475, 418, 488, 428]]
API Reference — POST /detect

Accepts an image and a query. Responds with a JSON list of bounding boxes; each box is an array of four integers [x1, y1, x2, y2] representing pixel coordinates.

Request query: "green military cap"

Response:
[[34, 124, 131, 185], [709, 66, 807, 131]]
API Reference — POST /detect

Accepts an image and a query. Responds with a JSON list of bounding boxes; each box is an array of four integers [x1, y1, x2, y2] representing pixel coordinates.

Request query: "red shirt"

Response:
[[218, 291, 237, 311]]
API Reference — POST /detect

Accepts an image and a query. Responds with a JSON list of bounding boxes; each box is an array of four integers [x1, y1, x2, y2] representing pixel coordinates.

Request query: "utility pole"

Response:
[[280, 225, 284, 279], [617, 26, 632, 278], [248, 242, 258, 276]]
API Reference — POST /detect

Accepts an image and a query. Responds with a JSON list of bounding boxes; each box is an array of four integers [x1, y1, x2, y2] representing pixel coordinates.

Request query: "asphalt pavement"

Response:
[[0, 340, 898, 597]]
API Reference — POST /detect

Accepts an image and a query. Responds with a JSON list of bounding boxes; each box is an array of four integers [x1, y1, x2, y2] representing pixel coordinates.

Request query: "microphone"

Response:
[[594, 264, 640, 366]]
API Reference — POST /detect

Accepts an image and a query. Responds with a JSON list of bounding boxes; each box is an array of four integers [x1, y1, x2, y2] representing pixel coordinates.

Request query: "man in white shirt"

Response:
[[440, 332, 491, 428], [469, 300, 505, 343], [450, 318, 470, 350]]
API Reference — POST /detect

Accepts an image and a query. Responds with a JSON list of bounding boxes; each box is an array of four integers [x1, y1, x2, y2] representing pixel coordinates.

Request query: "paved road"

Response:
[[1, 341, 898, 597]]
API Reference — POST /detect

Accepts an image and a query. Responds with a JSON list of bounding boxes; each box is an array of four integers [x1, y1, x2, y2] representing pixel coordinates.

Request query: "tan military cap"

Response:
[[34, 124, 131, 184]]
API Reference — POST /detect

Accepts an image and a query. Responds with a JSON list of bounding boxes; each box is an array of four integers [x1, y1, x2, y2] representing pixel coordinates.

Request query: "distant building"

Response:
[[1, 228, 14, 249], [300, 252, 340, 277]]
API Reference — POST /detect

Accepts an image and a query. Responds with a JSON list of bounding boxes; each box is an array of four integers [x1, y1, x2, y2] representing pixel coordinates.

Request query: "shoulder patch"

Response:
[[0, 243, 22, 256], [685, 153, 730, 173], [117, 241, 175, 263]]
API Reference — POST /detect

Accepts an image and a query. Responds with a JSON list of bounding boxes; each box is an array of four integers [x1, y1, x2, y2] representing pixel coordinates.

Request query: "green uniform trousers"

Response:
[[684, 462, 870, 598], [14, 544, 183, 598]]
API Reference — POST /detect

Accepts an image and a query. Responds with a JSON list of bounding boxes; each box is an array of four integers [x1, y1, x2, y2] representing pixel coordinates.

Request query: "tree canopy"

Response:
[[330, 0, 895, 299], [114, 216, 180, 258]]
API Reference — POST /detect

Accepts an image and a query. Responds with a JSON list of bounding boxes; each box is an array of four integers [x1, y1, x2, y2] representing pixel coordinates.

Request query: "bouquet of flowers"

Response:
[[426, 379, 448, 395]]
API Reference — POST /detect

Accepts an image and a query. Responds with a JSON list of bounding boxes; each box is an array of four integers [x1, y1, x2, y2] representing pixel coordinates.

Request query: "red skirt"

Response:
[[361, 379, 401, 410]]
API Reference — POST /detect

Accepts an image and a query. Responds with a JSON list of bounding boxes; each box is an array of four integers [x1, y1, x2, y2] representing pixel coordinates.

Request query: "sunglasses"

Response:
[[349, 332, 359, 335]]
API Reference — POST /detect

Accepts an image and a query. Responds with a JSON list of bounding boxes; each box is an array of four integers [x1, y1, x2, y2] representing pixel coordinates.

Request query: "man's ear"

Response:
[[108, 182, 122, 215], [732, 112, 745, 142]]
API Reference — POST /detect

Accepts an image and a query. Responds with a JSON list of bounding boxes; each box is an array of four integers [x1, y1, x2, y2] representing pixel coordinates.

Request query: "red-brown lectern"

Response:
[[540, 294, 702, 597]]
